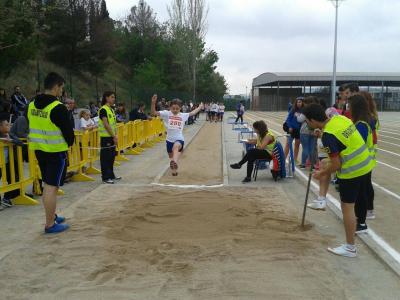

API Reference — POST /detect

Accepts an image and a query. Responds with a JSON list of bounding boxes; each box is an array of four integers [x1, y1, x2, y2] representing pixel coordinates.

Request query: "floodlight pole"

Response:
[[330, 0, 340, 106]]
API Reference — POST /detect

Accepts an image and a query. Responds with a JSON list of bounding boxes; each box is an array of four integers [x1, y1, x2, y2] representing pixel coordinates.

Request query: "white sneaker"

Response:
[[366, 210, 375, 220], [307, 200, 326, 210], [327, 244, 357, 258]]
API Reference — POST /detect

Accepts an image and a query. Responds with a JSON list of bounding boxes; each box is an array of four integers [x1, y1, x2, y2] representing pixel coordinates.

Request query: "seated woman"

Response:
[[230, 120, 276, 183]]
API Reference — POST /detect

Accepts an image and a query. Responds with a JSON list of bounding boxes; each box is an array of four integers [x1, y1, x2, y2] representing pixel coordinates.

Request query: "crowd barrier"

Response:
[[0, 118, 166, 206]]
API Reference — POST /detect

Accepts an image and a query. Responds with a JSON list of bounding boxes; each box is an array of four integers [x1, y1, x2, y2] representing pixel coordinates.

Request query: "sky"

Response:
[[106, 0, 400, 95]]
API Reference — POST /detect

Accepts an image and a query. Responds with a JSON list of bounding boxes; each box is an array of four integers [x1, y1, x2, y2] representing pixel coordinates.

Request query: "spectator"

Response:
[[115, 103, 129, 123], [284, 97, 303, 162], [340, 83, 359, 119], [211, 102, 219, 122], [10, 108, 29, 161], [89, 101, 98, 118], [129, 103, 148, 121], [0, 88, 11, 119], [218, 102, 225, 122], [79, 110, 96, 131], [11, 86, 29, 117], [65, 99, 75, 130]]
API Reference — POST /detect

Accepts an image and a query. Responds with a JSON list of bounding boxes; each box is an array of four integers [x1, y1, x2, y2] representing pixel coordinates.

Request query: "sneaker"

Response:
[[113, 176, 122, 181], [327, 244, 357, 258], [307, 200, 326, 210], [2, 198, 13, 208], [45, 223, 70, 234], [356, 223, 368, 234], [242, 177, 251, 183], [102, 179, 114, 184], [55, 214, 66, 224], [230, 163, 241, 169], [366, 210, 375, 220]]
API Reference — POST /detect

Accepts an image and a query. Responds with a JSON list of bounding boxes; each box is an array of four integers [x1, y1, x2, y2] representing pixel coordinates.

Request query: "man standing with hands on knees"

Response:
[[28, 73, 74, 234], [302, 103, 374, 257]]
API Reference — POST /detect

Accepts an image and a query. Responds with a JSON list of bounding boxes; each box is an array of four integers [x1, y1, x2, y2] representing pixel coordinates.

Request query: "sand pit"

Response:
[[160, 122, 222, 185], [0, 185, 350, 300]]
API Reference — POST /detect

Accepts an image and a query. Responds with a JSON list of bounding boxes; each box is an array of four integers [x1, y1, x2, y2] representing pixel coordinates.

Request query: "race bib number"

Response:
[[168, 116, 183, 130]]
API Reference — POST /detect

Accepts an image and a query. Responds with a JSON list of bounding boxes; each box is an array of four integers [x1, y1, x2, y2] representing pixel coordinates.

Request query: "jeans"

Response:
[[300, 134, 316, 165]]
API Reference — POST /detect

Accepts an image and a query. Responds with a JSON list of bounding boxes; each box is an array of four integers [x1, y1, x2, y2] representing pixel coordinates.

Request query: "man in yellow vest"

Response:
[[28, 73, 74, 234], [98, 91, 120, 184], [303, 103, 375, 258]]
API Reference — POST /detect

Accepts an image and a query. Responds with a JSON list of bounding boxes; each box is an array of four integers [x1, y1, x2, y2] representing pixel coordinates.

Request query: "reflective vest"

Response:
[[257, 132, 276, 155], [98, 105, 116, 137], [356, 121, 376, 165], [324, 115, 374, 179], [27, 100, 68, 152]]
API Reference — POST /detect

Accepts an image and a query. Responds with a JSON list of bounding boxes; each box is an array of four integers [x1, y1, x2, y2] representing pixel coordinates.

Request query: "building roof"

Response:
[[252, 72, 400, 87]]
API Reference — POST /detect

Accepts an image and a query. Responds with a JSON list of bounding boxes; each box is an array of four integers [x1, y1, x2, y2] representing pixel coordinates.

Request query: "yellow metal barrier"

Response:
[[84, 128, 101, 175], [0, 141, 38, 205], [115, 123, 130, 162], [67, 131, 94, 182]]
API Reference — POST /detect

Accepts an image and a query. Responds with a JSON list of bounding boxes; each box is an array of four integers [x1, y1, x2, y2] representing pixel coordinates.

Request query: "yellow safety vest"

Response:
[[98, 105, 116, 137], [27, 100, 68, 152], [356, 120, 376, 165], [257, 132, 276, 155], [324, 115, 374, 179]]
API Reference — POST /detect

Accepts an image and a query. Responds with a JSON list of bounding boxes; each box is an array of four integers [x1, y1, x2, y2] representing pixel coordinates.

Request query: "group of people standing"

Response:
[[284, 82, 379, 258], [205, 102, 225, 122]]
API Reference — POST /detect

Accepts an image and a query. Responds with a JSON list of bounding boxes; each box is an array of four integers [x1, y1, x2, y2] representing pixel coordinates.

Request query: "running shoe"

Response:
[[327, 244, 357, 258], [55, 214, 66, 224], [113, 176, 122, 181], [366, 210, 376, 220], [356, 223, 368, 234], [2, 198, 13, 208], [307, 200, 326, 210], [242, 177, 251, 183], [45, 223, 70, 234], [170, 160, 178, 170], [230, 163, 241, 169], [102, 179, 114, 184]]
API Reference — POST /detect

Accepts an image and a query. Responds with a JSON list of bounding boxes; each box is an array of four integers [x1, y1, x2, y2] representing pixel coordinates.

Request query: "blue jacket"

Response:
[[286, 110, 302, 130]]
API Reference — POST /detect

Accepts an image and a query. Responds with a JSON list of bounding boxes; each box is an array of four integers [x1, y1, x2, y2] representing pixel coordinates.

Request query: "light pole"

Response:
[[328, 0, 345, 106]]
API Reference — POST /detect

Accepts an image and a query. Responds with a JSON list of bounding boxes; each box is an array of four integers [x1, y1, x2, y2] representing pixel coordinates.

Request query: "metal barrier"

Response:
[[0, 141, 38, 205], [1, 119, 166, 205]]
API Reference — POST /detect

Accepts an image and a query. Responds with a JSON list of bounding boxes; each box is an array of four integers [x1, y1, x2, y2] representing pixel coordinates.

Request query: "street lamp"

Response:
[[328, 0, 345, 106]]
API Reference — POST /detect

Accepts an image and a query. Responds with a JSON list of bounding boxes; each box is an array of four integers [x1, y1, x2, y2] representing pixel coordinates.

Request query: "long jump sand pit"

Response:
[[0, 184, 349, 300]]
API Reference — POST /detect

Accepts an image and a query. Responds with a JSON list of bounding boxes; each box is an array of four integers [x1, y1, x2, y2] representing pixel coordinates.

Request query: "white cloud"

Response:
[[107, 0, 400, 94]]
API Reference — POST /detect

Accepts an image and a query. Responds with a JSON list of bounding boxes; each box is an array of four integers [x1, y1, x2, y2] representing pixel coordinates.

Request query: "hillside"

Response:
[[0, 59, 136, 109]]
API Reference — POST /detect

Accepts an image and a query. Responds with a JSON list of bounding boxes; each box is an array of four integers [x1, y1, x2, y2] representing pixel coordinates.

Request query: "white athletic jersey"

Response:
[[219, 105, 225, 112], [211, 104, 219, 112], [159, 110, 190, 142]]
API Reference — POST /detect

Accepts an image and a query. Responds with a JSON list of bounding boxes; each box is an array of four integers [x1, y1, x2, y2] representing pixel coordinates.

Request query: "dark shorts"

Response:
[[338, 173, 369, 204], [35, 150, 67, 187], [166, 140, 184, 153], [290, 128, 300, 139]]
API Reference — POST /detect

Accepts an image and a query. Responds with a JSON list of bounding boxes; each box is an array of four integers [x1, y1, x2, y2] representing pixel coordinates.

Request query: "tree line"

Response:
[[0, 0, 227, 103]]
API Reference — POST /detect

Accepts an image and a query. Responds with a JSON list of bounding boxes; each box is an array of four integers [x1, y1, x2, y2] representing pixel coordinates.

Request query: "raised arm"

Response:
[[151, 94, 160, 117], [189, 102, 204, 117]]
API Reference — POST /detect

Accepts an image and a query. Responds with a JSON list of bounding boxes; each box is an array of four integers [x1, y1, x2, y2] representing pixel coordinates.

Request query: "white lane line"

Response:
[[377, 161, 400, 172], [380, 130, 400, 136], [378, 147, 400, 157], [246, 112, 400, 200], [151, 183, 224, 189], [380, 134, 400, 142], [372, 181, 400, 201], [379, 140, 400, 147]]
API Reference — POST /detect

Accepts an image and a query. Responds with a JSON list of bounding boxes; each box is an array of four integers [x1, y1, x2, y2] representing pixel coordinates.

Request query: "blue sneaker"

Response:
[[45, 223, 70, 234], [54, 214, 65, 224]]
